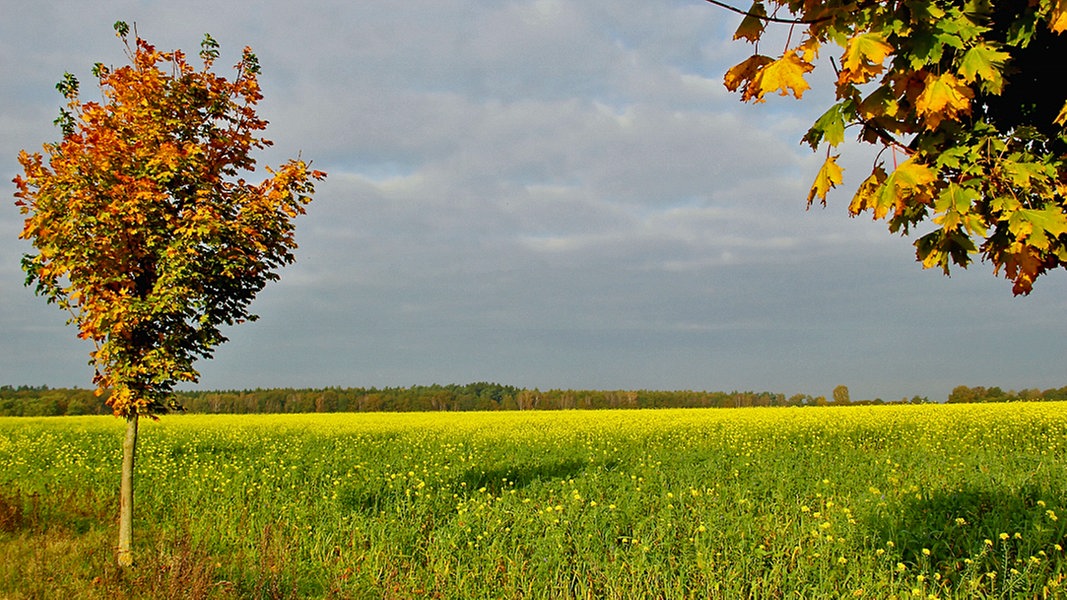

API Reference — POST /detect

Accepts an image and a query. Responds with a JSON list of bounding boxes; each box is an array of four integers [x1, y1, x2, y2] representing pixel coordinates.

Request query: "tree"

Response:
[[832, 384, 851, 405], [714, 0, 1067, 294], [13, 22, 325, 567]]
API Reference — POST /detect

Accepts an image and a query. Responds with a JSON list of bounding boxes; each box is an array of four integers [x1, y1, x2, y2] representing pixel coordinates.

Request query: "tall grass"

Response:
[[1, 403, 1066, 598]]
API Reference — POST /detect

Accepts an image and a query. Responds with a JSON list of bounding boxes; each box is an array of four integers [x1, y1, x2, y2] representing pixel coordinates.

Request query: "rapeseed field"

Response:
[[1, 403, 1065, 598]]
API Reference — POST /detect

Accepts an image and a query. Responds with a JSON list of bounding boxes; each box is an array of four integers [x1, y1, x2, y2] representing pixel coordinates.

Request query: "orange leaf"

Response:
[[1051, 0, 1067, 33]]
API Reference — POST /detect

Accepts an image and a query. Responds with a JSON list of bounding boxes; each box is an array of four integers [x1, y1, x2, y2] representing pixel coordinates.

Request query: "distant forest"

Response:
[[2, 383, 1067, 417]]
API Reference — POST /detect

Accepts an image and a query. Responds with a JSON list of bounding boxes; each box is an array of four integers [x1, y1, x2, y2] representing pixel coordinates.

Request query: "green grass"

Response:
[[1, 403, 1066, 598]]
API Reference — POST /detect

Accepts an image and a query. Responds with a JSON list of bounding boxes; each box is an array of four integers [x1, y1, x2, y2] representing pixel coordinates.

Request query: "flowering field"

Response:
[[1, 403, 1066, 599]]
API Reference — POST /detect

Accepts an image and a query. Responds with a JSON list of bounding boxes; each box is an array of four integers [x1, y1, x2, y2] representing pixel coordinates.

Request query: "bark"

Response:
[[117, 413, 138, 568]]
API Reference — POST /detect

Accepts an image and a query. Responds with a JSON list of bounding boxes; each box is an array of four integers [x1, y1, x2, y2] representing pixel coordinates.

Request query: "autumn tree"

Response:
[[714, 0, 1067, 294], [13, 22, 324, 567]]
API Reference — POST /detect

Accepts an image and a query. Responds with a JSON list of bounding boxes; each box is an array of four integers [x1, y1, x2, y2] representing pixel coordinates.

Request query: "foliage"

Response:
[[719, 0, 1067, 294], [13, 23, 325, 417], [5, 383, 1067, 416], [2, 404, 1067, 598]]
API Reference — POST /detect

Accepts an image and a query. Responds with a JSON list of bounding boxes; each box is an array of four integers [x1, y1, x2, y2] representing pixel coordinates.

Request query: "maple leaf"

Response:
[[915, 72, 973, 129], [1051, 0, 1067, 33], [752, 52, 814, 102], [808, 154, 844, 206], [733, 1, 767, 43], [848, 166, 888, 216], [838, 32, 894, 85], [804, 102, 848, 149], [958, 42, 1010, 94], [724, 55, 774, 102], [875, 159, 937, 219], [932, 183, 983, 234], [997, 242, 1048, 295], [1007, 208, 1067, 251]]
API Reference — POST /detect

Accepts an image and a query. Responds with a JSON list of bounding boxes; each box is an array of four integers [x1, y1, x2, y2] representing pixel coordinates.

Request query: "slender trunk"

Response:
[[117, 413, 138, 568]]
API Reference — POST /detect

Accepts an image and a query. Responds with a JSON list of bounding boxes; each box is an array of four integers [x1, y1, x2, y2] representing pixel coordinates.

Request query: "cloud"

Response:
[[2, 0, 1065, 401]]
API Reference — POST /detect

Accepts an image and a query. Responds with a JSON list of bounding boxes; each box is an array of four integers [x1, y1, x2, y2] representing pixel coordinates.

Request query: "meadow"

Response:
[[1, 403, 1066, 599]]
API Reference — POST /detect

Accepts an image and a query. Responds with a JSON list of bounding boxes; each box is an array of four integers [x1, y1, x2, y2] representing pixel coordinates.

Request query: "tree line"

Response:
[[2, 383, 1067, 417]]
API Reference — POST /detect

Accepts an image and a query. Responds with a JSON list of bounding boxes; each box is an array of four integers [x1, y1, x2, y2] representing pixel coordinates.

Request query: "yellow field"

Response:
[[2, 403, 1066, 598]]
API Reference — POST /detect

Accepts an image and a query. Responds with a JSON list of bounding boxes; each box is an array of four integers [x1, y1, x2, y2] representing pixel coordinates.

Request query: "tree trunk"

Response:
[[117, 413, 138, 568]]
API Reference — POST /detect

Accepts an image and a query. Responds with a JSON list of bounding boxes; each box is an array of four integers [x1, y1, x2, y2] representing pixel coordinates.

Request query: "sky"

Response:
[[1, 0, 1065, 402]]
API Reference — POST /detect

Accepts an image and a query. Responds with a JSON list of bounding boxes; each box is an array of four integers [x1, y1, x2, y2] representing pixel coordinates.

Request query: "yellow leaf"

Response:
[[915, 72, 973, 129], [892, 158, 937, 191], [752, 52, 814, 102], [848, 166, 888, 217], [1055, 100, 1067, 127], [838, 33, 894, 85], [875, 158, 936, 219], [724, 55, 774, 102], [808, 154, 844, 206]]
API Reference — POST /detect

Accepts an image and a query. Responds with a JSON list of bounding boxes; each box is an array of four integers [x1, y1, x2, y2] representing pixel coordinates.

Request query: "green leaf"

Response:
[[934, 182, 979, 215], [1007, 208, 1067, 250], [804, 102, 847, 149], [1000, 158, 1051, 189], [958, 42, 1010, 93], [733, 2, 767, 42]]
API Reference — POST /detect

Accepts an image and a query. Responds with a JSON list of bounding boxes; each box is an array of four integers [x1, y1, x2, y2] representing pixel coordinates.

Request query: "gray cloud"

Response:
[[2, 0, 1064, 401]]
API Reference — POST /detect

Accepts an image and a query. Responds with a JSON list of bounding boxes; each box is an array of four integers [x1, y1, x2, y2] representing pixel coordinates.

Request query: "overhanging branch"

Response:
[[701, 0, 832, 25]]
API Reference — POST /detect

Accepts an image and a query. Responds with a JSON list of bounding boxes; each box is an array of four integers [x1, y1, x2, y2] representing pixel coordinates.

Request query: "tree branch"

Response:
[[701, 0, 832, 25]]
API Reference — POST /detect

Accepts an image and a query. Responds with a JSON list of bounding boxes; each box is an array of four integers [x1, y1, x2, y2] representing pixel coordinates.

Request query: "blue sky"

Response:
[[2, 0, 1064, 401]]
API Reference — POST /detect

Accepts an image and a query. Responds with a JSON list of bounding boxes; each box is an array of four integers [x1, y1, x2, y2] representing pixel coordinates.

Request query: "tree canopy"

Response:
[[14, 23, 325, 417], [716, 0, 1067, 294]]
